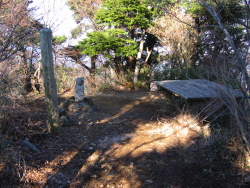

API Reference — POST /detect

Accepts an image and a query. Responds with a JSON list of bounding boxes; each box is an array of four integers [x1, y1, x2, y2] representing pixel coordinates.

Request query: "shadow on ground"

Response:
[[0, 91, 248, 187]]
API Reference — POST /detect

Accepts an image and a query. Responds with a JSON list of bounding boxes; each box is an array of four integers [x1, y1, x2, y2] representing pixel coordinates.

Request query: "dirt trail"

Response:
[[88, 91, 166, 124], [1, 91, 245, 187]]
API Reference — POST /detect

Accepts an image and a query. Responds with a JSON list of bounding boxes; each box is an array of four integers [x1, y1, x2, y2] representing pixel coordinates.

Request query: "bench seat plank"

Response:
[[154, 79, 243, 100]]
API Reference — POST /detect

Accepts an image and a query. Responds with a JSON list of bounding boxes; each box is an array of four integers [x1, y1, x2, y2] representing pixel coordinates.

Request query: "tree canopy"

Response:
[[0, 0, 38, 62], [95, 0, 154, 29], [68, 0, 157, 85], [65, 0, 250, 89], [77, 29, 138, 58]]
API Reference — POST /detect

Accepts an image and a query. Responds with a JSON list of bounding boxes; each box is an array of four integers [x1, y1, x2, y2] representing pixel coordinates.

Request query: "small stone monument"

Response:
[[75, 77, 85, 102], [150, 81, 159, 91]]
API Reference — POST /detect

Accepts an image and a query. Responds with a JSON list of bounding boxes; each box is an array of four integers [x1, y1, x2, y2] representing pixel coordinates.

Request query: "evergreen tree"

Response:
[[94, 0, 157, 84], [182, 0, 245, 66], [77, 29, 138, 84]]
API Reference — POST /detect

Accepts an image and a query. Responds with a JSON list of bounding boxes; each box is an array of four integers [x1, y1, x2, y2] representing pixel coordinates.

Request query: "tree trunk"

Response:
[[134, 29, 146, 85], [189, 17, 201, 67], [90, 55, 97, 88], [145, 47, 152, 64], [113, 57, 126, 84], [20, 47, 32, 92]]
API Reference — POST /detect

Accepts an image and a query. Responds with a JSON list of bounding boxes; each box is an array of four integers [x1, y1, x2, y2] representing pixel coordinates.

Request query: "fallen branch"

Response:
[[21, 140, 39, 152]]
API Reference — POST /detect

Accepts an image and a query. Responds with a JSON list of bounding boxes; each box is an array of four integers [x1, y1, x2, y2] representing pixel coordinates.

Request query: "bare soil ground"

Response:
[[0, 90, 248, 187]]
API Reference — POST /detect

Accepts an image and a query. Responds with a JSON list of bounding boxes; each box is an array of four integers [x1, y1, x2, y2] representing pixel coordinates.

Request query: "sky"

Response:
[[30, 0, 78, 37], [30, 0, 90, 66]]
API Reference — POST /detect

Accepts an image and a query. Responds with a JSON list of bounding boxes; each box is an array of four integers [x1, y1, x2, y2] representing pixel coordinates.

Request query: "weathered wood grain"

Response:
[[40, 29, 61, 135], [154, 79, 243, 100]]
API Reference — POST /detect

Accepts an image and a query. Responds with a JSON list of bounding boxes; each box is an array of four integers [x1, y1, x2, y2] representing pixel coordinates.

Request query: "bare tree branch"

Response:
[[199, 0, 250, 94]]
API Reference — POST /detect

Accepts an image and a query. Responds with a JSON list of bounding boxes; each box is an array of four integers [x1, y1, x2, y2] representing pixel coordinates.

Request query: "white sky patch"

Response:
[[30, 0, 77, 37]]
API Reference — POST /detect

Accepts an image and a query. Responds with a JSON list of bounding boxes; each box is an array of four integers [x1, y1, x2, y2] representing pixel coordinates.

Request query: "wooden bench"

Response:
[[153, 79, 244, 125], [153, 79, 243, 100]]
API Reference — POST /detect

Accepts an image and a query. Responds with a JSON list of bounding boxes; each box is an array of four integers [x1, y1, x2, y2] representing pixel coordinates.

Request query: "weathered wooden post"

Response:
[[40, 28, 61, 135]]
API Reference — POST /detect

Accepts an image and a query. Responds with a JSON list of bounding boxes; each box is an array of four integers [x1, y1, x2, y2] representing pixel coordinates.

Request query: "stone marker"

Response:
[[150, 81, 158, 91], [75, 77, 85, 102]]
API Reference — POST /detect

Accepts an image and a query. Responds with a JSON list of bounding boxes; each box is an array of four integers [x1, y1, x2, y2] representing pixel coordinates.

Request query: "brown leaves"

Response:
[[68, 0, 104, 22], [0, 0, 35, 62]]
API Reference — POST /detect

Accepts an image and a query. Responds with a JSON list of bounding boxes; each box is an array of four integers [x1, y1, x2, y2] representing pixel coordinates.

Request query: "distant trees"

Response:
[[68, 0, 103, 23], [96, 0, 156, 85], [0, 0, 38, 62], [184, 0, 245, 68], [148, 0, 250, 149], [67, 0, 104, 36], [199, 0, 250, 150], [148, 7, 197, 80], [146, 0, 247, 79], [66, 0, 249, 94], [77, 29, 138, 84], [67, 0, 158, 86], [0, 0, 44, 93], [197, 0, 249, 90]]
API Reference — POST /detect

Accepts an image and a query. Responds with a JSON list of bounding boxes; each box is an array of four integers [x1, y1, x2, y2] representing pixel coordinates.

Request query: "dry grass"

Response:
[[0, 91, 249, 187]]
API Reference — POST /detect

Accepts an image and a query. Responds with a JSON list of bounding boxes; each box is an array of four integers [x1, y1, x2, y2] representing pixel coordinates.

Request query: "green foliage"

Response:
[[144, 0, 178, 17], [52, 35, 67, 45], [137, 66, 152, 89], [95, 0, 154, 29], [173, 0, 246, 68], [71, 25, 82, 39], [55, 65, 79, 92], [183, 0, 240, 15], [91, 67, 113, 91], [183, 0, 245, 31], [153, 63, 214, 81], [97, 82, 113, 92], [68, 0, 158, 85], [77, 29, 138, 58], [67, 0, 102, 23]]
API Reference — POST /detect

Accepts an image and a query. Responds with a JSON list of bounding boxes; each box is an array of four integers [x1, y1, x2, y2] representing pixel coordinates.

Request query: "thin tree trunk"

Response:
[[114, 57, 126, 84], [145, 47, 152, 64], [90, 55, 97, 88], [201, 0, 250, 96], [20, 47, 32, 92], [200, 0, 250, 151], [134, 29, 146, 85]]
